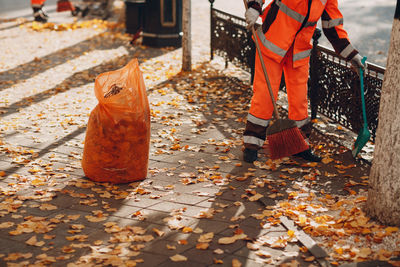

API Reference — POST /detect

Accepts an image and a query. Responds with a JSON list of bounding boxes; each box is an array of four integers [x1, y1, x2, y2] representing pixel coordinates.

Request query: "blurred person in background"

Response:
[[31, 0, 89, 23]]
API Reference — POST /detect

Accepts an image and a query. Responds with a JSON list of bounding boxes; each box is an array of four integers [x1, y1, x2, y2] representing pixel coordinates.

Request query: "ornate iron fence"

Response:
[[210, 5, 255, 78], [210, 5, 385, 141]]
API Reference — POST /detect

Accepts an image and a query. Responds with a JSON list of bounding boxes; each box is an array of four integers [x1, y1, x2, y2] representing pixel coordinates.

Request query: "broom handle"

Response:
[[243, 0, 280, 119], [360, 57, 368, 126]]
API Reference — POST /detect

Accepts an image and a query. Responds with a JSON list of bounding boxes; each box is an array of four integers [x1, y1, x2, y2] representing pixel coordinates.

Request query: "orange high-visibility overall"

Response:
[[244, 0, 358, 150]]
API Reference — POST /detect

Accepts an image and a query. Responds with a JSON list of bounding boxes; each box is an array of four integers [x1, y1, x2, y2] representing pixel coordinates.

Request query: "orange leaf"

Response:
[[304, 256, 315, 262], [178, 239, 188, 245], [385, 227, 399, 234], [232, 258, 242, 267], [213, 258, 223, 264], [196, 243, 209, 250], [182, 227, 193, 233]]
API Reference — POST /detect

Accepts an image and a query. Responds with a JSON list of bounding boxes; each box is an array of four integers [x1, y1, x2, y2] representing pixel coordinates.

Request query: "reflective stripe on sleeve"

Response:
[[247, 114, 270, 127], [243, 135, 265, 147], [340, 43, 355, 59], [321, 18, 344, 29], [305, 21, 317, 27], [256, 27, 287, 57]]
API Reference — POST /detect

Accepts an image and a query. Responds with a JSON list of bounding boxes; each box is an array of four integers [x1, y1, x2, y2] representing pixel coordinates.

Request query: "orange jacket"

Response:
[[31, 0, 46, 7], [247, 0, 358, 67]]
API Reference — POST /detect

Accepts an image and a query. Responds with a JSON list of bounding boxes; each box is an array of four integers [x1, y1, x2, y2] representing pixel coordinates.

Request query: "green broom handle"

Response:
[[360, 57, 368, 125], [243, 0, 280, 120]]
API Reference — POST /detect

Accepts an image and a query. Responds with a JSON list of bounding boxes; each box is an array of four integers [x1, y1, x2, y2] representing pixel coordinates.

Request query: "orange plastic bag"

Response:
[[82, 59, 150, 183]]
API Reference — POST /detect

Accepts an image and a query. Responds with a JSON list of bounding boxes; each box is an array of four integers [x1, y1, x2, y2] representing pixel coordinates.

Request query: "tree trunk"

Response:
[[182, 0, 192, 71], [366, 1, 400, 225]]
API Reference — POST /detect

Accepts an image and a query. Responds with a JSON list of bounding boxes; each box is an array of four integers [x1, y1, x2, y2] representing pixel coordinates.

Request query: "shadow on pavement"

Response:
[[0, 51, 376, 266], [0, 31, 172, 92]]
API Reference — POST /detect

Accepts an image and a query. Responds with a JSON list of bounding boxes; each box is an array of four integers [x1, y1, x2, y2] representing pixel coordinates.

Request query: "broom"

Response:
[[243, 0, 309, 159]]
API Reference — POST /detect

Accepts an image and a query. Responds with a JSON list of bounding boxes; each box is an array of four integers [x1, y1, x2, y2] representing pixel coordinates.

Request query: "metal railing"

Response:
[[210, 4, 385, 141]]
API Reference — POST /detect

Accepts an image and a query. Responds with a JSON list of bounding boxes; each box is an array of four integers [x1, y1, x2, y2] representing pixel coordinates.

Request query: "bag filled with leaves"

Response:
[[82, 59, 150, 183]]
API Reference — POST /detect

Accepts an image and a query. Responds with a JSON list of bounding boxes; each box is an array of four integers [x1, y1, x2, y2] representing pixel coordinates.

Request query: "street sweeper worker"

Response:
[[243, 0, 366, 163]]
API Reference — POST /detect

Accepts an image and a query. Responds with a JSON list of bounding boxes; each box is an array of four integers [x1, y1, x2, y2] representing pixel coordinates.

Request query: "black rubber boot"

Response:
[[33, 8, 48, 23], [243, 148, 258, 163], [299, 122, 313, 138], [71, 6, 80, 16], [80, 6, 90, 18], [293, 149, 321, 162]]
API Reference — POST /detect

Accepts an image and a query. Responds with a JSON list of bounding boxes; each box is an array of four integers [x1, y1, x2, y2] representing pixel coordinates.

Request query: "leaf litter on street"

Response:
[[0, 1, 399, 266]]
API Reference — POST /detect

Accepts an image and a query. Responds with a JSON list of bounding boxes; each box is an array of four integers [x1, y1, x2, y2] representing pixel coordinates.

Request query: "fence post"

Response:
[[309, 28, 322, 120], [209, 0, 215, 61]]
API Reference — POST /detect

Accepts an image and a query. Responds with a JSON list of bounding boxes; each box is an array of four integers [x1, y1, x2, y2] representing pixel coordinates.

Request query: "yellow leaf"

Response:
[[43, 235, 55, 240], [385, 227, 399, 234], [170, 254, 187, 262], [304, 256, 315, 262], [322, 157, 334, 164], [26, 236, 38, 246], [26, 236, 44, 247], [93, 240, 103, 246], [85, 215, 107, 222], [358, 247, 372, 258], [213, 258, 223, 264], [218, 233, 247, 245], [39, 204, 57, 211], [232, 258, 242, 267], [31, 179, 46, 186], [182, 227, 193, 233], [152, 228, 165, 237], [248, 193, 263, 202], [166, 244, 176, 250], [213, 249, 224, 254], [299, 246, 308, 253], [334, 247, 344, 255], [0, 222, 14, 229], [218, 236, 237, 245], [255, 250, 271, 258], [198, 232, 214, 243], [287, 230, 295, 238], [178, 239, 188, 245]]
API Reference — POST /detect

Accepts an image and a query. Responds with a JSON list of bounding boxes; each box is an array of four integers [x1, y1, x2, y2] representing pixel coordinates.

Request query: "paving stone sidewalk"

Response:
[[0, 1, 399, 267]]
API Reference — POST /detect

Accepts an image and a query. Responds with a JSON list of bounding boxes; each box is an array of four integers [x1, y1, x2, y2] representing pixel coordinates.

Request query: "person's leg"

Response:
[[283, 54, 321, 162], [31, 0, 48, 22], [243, 51, 283, 162]]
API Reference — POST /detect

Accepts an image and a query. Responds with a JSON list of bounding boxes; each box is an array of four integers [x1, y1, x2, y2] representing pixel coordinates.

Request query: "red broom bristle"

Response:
[[267, 127, 309, 160]]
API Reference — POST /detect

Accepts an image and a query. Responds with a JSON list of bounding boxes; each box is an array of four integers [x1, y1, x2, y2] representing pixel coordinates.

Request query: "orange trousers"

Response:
[[249, 46, 309, 122], [31, 0, 46, 6]]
